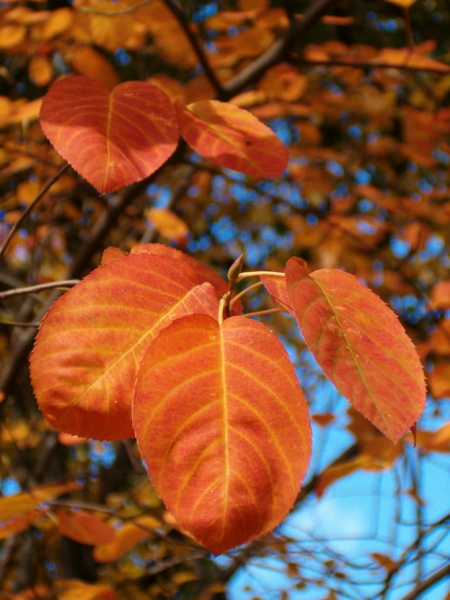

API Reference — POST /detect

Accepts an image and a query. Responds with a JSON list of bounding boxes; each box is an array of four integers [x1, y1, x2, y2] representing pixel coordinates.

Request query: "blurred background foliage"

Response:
[[0, 0, 449, 598]]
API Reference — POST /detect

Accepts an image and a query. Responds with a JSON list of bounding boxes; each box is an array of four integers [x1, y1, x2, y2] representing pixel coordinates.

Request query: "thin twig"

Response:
[[0, 163, 69, 260], [0, 322, 40, 328], [398, 562, 450, 600], [222, 0, 344, 99], [160, 0, 224, 97], [0, 280, 79, 300]]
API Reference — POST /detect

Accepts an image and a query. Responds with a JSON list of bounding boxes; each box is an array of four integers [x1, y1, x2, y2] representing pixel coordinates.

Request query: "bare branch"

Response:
[[0, 281, 79, 300]]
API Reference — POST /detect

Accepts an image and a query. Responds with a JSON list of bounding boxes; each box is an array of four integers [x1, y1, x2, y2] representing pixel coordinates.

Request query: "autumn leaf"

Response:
[[40, 76, 179, 194], [93, 515, 160, 562], [0, 482, 81, 523], [30, 253, 220, 440], [176, 99, 289, 178], [259, 272, 294, 314], [56, 510, 115, 545], [133, 313, 311, 554], [285, 258, 426, 442]]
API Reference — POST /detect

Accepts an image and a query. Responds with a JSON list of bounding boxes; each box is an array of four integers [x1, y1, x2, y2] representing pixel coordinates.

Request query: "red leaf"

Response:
[[259, 272, 294, 314], [133, 314, 311, 554], [93, 515, 160, 562], [285, 258, 426, 442], [176, 100, 289, 178], [30, 254, 220, 440], [40, 76, 179, 194], [56, 510, 115, 545]]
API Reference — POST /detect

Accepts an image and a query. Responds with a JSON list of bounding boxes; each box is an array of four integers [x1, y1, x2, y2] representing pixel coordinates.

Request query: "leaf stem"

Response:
[[245, 308, 284, 318], [230, 281, 263, 308], [236, 270, 285, 282]]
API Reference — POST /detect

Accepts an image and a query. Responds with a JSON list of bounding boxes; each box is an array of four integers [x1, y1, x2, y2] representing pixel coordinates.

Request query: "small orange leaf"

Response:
[[146, 208, 189, 243], [68, 46, 120, 90], [133, 314, 311, 554], [371, 552, 397, 572], [40, 76, 179, 194], [56, 510, 115, 545], [30, 253, 220, 440], [93, 515, 160, 562], [0, 510, 43, 539], [176, 100, 288, 178], [0, 482, 81, 522], [28, 56, 53, 87], [57, 580, 117, 600], [286, 258, 426, 442]]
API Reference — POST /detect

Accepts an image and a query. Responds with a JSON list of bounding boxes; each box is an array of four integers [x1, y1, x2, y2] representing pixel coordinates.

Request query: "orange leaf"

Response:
[[133, 314, 311, 554], [259, 272, 294, 314], [371, 552, 397, 572], [146, 208, 189, 243], [129, 243, 235, 306], [285, 258, 426, 442], [176, 100, 288, 178], [93, 515, 160, 562], [56, 510, 115, 545], [57, 580, 117, 600], [30, 253, 220, 440], [0, 510, 43, 539], [40, 76, 179, 194], [0, 482, 81, 522]]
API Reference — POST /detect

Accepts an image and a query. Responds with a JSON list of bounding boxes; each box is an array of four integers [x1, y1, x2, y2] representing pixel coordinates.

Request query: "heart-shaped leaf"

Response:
[[30, 254, 220, 440], [285, 257, 426, 442], [40, 76, 179, 193], [176, 100, 289, 178], [133, 313, 311, 554]]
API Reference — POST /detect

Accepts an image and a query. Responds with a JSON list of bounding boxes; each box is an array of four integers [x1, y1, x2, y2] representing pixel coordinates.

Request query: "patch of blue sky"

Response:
[[229, 183, 258, 205], [146, 184, 171, 208], [332, 182, 349, 199], [357, 220, 378, 235], [269, 118, 299, 145], [348, 124, 363, 139], [355, 169, 372, 185], [192, 1, 217, 22], [211, 216, 238, 243], [1, 476, 21, 496], [422, 234, 445, 259], [327, 160, 344, 177], [223, 168, 246, 182], [187, 235, 211, 252], [390, 236, 410, 259], [358, 199, 373, 212], [114, 48, 131, 66], [390, 293, 427, 324], [418, 178, 434, 194], [89, 441, 116, 470]]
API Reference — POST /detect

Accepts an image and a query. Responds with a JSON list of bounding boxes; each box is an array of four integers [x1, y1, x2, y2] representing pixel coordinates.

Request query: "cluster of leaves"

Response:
[[1, 0, 450, 598]]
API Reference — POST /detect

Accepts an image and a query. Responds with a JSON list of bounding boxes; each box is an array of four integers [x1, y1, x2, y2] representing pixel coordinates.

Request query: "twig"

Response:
[[0, 163, 69, 260], [398, 562, 450, 600], [222, 0, 344, 99], [0, 280, 79, 300], [160, 0, 224, 97]]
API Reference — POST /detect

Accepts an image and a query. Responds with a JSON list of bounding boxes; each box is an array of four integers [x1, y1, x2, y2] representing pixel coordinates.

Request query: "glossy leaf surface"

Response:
[[133, 314, 311, 554], [286, 258, 426, 442], [176, 100, 289, 178], [30, 254, 220, 440], [40, 76, 179, 193]]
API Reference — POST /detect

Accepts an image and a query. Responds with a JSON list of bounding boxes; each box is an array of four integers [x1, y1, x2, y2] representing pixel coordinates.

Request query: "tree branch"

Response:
[[399, 563, 450, 600], [221, 0, 344, 99]]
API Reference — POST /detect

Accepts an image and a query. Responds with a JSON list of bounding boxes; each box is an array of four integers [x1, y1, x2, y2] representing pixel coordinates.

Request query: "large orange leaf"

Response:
[[285, 258, 426, 442], [133, 314, 311, 554], [130, 243, 243, 314], [40, 76, 179, 194], [176, 100, 289, 178], [30, 254, 220, 440]]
